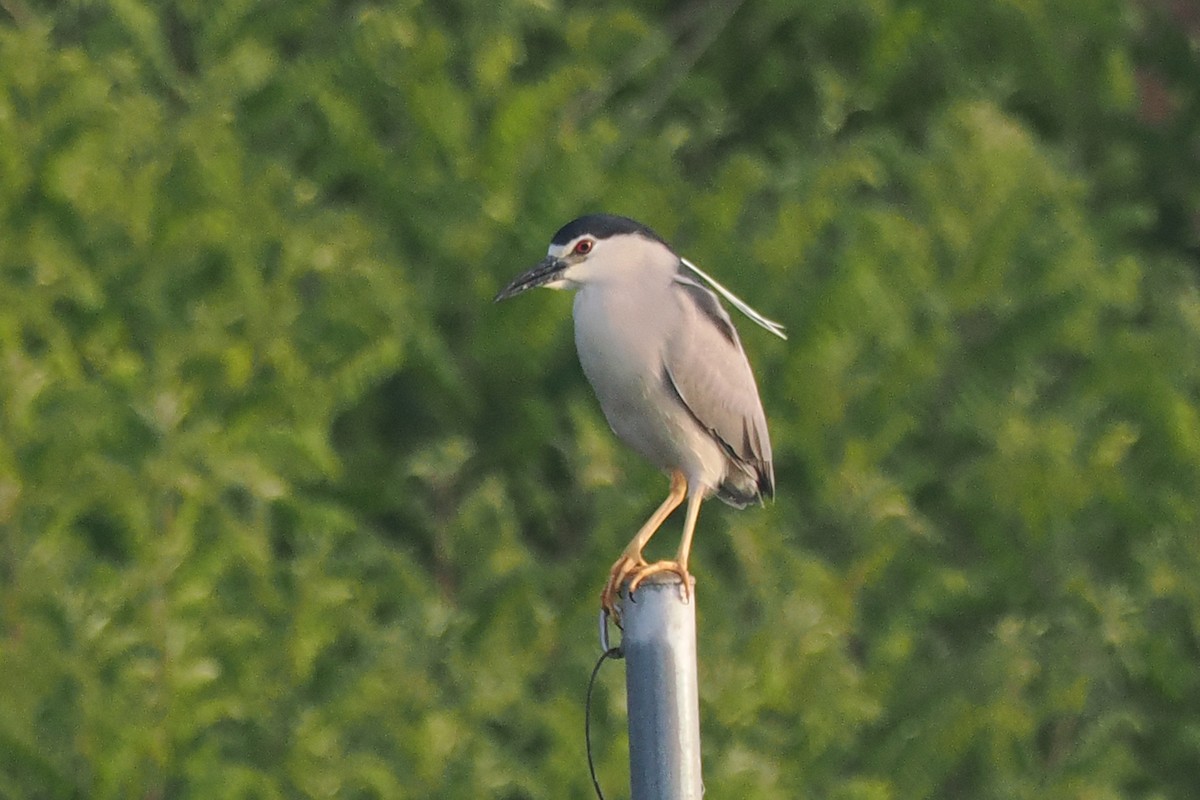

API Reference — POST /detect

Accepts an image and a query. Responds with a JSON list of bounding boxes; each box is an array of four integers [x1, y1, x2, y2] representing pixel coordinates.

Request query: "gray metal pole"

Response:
[[620, 573, 703, 800]]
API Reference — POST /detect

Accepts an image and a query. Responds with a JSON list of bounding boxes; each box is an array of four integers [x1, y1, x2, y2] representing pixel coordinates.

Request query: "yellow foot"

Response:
[[601, 552, 647, 618], [627, 560, 692, 605], [602, 557, 696, 618]]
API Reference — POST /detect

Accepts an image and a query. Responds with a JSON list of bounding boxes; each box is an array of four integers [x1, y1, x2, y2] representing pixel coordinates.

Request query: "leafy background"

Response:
[[1, 0, 1198, 797]]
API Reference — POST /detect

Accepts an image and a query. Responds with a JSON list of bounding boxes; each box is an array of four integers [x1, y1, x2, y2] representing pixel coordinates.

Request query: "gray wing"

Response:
[[664, 274, 774, 506]]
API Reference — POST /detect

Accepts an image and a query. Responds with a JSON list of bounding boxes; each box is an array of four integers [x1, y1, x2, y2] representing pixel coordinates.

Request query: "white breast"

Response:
[[572, 283, 727, 490]]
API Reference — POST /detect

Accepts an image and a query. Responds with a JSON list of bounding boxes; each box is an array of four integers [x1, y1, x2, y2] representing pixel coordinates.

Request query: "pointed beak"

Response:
[[494, 255, 568, 302]]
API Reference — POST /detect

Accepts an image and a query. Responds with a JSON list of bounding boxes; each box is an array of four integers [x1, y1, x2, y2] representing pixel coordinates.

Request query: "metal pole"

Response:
[[620, 573, 702, 800]]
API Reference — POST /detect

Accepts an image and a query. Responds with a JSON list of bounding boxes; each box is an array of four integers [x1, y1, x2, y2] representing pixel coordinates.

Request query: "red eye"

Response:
[[574, 239, 594, 255]]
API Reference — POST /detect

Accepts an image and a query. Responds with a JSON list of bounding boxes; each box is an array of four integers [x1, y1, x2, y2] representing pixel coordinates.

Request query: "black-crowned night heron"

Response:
[[495, 214, 783, 616]]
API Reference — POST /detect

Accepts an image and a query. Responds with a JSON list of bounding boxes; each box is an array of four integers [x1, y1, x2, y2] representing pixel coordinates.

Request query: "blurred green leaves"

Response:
[[1, 0, 1199, 797]]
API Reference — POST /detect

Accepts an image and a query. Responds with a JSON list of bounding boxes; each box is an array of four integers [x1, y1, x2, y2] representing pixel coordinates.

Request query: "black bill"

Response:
[[494, 256, 568, 302]]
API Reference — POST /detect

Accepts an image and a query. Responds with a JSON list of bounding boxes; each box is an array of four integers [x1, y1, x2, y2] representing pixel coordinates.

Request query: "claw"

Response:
[[601, 552, 647, 619], [626, 560, 692, 604], [602, 558, 694, 622]]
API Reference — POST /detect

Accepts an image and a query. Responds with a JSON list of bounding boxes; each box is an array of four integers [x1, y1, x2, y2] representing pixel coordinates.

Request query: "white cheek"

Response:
[[548, 261, 593, 289], [563, 259, 607, 285]]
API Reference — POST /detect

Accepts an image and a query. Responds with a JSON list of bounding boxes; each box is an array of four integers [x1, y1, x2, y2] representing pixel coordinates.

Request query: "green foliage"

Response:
[[1, 0, 1198, 797]]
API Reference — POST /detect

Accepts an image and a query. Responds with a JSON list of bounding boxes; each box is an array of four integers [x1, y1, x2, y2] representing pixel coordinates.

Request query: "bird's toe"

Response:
[[626, 560, 693, 604], [601, 553, 648, 617]]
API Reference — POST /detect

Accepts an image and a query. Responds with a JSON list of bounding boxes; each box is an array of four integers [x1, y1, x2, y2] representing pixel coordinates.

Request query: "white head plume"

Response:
[[679, 257, 787, 340]]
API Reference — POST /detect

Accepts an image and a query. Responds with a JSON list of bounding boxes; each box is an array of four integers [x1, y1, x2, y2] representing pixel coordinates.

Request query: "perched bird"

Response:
[[495, 214, 782, 615]]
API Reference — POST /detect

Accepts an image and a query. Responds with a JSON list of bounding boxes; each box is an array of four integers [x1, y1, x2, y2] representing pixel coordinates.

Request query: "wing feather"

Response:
[[666, 276, 775, 505]]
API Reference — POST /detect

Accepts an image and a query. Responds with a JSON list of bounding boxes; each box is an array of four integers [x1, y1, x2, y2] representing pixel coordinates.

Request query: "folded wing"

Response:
[[663, 275, 775, 506]]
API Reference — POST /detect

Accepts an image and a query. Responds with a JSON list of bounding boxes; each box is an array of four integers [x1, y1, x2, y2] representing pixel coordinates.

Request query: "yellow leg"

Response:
[[676, 489, 704, 572], [600, 471, 687, 616], [626, 488, 704, 603]]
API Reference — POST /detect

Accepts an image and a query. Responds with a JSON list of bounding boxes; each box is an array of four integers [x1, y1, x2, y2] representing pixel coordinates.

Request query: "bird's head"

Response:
[[494, 214, 676, 301]]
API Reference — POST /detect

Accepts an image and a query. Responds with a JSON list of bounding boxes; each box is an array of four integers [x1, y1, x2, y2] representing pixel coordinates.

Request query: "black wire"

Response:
[[586, 645, 624, 800]]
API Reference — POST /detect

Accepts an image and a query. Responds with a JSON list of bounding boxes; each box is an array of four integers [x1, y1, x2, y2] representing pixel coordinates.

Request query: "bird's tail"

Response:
[[715, 460, 774, 508]]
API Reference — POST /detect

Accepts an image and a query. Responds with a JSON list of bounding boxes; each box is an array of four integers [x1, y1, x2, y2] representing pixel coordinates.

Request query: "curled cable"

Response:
[[586, 644, 624, 800]]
